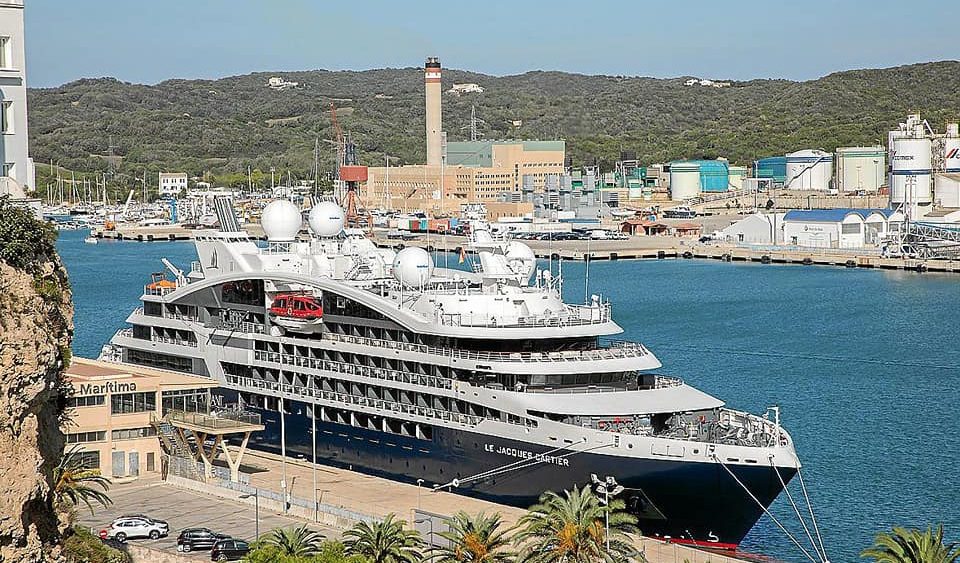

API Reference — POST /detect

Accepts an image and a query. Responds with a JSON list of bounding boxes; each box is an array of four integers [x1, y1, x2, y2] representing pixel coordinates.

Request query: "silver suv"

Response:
[[101, 516, 169, 542]]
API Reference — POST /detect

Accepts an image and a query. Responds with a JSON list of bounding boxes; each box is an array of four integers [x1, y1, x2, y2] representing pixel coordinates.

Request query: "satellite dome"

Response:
[[392, 247, 434, 288], [261, 199, 302, 242], [308, 201, 345, 237], [505, 241, 537, 280]]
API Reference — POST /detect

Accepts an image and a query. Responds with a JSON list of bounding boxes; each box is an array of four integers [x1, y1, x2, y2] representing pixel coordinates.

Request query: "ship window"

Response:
[[221, 279, 264, 305]]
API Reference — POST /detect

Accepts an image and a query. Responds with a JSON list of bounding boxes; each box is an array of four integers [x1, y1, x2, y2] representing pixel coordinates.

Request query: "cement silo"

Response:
[[836, 147, 886, 193], [728, 166, 748, 190], [669, 161, 700, 201], [944, 123, 960, 173], [889, 122, 932, 207], [785, 150, 833, 190]]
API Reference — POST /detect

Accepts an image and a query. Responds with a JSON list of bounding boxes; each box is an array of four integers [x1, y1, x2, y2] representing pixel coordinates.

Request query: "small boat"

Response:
[[84, 230, 99, 244], [268, 293, 324, 332]]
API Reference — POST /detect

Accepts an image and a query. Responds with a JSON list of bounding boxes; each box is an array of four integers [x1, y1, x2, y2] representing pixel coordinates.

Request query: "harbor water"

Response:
[[58, 230, 960, 562]]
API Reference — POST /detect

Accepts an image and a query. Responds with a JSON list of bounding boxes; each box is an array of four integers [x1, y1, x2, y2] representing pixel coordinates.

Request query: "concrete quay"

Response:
[[194, 446, 755, 563]]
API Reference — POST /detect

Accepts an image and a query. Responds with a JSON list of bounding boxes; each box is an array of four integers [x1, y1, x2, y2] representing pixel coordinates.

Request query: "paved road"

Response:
[[77, 476, 338, 557]]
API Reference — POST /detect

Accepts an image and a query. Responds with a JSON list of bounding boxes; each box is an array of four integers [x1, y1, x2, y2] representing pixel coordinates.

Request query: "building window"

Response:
[[67, 395, 106, 408], [111, 426, 157, 441], [0, 37, 9, 69], [1, 101, 11, 134], [66, 431, 107, 443], [74, 450, 101, 470], [111, 391, 157, 415]]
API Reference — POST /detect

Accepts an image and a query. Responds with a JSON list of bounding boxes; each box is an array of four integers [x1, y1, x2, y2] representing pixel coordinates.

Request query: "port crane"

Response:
[[329, 102, 370, 230]]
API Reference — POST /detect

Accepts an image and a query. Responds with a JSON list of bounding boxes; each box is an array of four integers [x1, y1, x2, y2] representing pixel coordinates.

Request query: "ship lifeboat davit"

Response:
[[268, 294, 324, 333]]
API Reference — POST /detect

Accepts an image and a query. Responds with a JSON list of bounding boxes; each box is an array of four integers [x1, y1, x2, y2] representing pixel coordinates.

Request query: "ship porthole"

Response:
[[628, 443, 633, 449]]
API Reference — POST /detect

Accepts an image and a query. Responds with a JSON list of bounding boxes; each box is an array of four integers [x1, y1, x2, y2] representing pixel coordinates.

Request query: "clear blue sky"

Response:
[[25, 0, 959, 88]]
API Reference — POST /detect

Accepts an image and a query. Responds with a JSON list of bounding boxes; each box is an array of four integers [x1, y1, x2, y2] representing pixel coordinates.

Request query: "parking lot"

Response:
[[77, 476, 337, 557]]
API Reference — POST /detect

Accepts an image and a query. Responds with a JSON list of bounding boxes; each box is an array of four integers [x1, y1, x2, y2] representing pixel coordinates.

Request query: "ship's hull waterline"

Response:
[[246, 399, 792, 547]]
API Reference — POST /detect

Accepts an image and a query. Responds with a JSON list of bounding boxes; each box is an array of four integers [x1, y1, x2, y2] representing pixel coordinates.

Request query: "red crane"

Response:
[[328, 102, 369, 230]]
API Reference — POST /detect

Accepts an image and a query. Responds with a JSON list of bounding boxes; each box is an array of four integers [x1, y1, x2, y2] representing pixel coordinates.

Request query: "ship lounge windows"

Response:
[[143, 302, 163, 317], [221, 279, 264, 305]]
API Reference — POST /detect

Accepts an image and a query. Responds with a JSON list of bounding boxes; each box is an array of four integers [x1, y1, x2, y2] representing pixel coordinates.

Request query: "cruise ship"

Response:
[[102, 197, 800, 549]]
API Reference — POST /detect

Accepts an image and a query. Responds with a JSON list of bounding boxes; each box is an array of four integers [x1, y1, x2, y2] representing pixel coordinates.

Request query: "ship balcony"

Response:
[[112, 328, 197, 348], [224, 374, 484, 428], [253, 350, 454, 391], [437, 302, 611, 329], [322, 332, 649, 363]]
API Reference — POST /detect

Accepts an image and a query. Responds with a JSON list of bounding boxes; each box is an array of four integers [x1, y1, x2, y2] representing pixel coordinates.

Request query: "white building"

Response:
[[0, 0, 34, 198], [782, 208, 903, 248], [448, 83, 484, 95], [267, 76, 299, 90], [719, 213, 786, 244], [158, 172, 187, 197]]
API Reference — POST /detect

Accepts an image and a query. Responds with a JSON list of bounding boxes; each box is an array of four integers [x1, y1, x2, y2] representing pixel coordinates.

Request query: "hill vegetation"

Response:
[[26, 60, 960, 192]]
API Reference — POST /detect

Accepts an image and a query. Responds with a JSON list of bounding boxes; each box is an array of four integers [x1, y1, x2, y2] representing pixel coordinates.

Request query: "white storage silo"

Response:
[[728, 166, 748, 190], [669, 161, 700, 201], [836, 147, 886, 193], [785, 150, 833, 191], [889, 135, 932, 206], [944, 123, 960, 173]]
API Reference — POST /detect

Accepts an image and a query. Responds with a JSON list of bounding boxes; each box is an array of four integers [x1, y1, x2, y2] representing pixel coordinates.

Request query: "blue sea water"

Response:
[[57, 230, 960, 562]]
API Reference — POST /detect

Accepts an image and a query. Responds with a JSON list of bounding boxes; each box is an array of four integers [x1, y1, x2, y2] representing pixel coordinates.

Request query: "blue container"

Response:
[[695, 160, 730, 192], [754, 156, 787, 184]]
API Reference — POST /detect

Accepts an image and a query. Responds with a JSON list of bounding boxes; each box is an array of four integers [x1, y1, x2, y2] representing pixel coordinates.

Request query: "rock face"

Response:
[[0, 214, 73, 562]]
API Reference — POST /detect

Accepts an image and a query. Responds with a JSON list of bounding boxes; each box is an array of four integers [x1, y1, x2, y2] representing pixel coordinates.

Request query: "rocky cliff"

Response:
[[0, 200, 73, 563]]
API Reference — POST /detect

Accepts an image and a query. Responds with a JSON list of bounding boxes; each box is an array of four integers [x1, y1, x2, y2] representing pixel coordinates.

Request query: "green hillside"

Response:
[[26, 60, 960, 191]]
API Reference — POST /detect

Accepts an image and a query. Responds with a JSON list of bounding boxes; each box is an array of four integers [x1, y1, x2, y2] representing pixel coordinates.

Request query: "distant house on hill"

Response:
[[267, 76, 299, 90], [448, 83, 484, 95]]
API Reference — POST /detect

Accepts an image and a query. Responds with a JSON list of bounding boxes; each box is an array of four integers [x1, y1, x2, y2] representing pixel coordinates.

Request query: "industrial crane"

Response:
[[329, 102, 370, 230]]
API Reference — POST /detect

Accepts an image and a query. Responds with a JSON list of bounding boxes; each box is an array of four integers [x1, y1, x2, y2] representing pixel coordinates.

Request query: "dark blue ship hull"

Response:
[[242, 399, 791, 547]]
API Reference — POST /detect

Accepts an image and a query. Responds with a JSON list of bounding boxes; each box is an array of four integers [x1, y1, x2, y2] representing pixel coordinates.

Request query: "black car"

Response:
[[211, 539, 250, 561], [177, 528, 229, 552]]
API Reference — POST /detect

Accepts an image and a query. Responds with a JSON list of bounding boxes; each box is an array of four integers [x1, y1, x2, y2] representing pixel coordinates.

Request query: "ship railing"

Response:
[[190, 261, 203, 274], [224, 374, 483, 427], [143, 285, 177, 297], [253, 350, 454, 391], [114, 327, 134, 338], [153, 335, 198, 347], [168, 312, 200, 322], [522, 376, 683, 395], [437, 302, 611, 329], [321, 332, 649, 363], [586, 407, 787, 449]]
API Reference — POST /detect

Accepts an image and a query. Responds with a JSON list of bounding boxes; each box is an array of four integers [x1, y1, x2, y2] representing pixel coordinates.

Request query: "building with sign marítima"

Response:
[[64, 358, 218, 478]]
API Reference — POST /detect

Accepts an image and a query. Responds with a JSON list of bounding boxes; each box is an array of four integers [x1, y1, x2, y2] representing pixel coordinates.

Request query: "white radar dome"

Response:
[[505, 241, 537, 280], [392, 247, 434, 288], [261, 199, 303, 242], [309, 201, 346, 238]]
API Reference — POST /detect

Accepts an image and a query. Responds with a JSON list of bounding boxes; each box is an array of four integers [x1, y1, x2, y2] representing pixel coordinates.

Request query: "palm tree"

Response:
[[513, 485, 640, 563], [862, 525, 960, 563], [343, 514, 423, 563], [54, 445, 112, 516], [263, 524, 324, 556], [426, 511, 515, 562]]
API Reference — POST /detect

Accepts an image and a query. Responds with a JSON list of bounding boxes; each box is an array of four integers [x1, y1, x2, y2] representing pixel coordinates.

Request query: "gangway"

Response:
[[156, 409, 264, 482]]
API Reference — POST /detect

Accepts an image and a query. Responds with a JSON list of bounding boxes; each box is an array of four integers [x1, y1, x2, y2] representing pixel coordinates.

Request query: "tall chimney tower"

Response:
[[424, 57, 442, 167]]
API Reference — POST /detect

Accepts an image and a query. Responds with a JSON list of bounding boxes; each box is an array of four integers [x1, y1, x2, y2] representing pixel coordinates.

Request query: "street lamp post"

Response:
[[414, 517, 435, 548], [239, 489, 260, 541], [416, 478, 424, 510], [591, 474, 625, 552]]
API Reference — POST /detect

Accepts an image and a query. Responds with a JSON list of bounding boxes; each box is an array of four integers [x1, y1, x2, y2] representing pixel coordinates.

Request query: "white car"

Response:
[[100, 516, 169, 542]]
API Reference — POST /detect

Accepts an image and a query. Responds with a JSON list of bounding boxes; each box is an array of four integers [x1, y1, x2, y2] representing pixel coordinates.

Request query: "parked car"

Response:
[[211, 538, 251, 561], [177, 528, 230, 552], [100, 516, 169, 542]]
